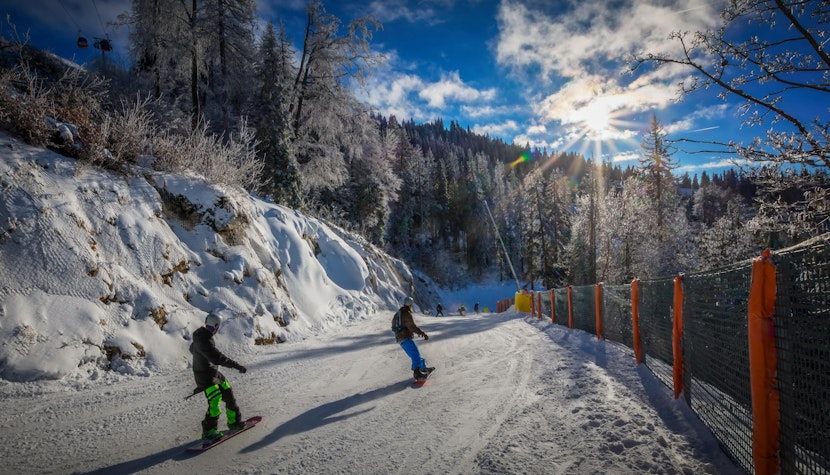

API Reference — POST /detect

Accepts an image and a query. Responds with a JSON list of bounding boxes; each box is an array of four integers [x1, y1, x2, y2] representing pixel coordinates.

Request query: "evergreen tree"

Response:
[[253, 21, 302, 208], [565, 160, 603, 285], [520, 166, 570, 288], [341, 111, 400, 245], [638, 114, 677, 230], [122, 0, 191, 127], [200, 0, 257, 131]]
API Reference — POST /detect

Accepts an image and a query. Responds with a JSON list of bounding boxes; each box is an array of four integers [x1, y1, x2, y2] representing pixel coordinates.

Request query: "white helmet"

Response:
[[403, 296, 414, 308], [205, 313, 222, 333]]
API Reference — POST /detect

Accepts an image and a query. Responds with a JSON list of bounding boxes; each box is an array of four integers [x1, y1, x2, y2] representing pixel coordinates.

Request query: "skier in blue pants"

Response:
[[392, 297, 435, 380]]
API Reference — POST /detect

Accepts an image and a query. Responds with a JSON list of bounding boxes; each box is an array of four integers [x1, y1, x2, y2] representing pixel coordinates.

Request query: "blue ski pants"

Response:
[[399, 338, 426, 370]]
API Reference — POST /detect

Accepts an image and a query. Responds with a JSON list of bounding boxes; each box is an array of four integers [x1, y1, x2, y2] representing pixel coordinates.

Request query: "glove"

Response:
[[422, 333, 429, 341], [237, 365, 247, 374]]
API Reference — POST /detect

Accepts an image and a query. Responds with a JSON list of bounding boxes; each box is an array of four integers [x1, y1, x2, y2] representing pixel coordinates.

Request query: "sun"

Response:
[[542, 94, 642, 172], [575, 99, 618, 140]]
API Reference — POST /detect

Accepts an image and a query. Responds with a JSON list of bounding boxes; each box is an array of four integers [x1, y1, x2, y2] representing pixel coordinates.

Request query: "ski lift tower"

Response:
[[92, 37, 112, 68]]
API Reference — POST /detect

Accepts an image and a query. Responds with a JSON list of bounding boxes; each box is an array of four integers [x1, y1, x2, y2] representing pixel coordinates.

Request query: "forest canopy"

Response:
[[0, 0, 827, 289]]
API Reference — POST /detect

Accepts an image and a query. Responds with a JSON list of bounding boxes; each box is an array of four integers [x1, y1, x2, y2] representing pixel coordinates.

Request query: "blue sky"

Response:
[[0, 0, 765, 177]]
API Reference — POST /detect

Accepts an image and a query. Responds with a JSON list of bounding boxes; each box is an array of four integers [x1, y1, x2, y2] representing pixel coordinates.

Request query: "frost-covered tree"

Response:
[[340, 109, 400, 244], [566, 161, 602, 285], [122, 0, 190, 125], [692, 184, 758, 269], [697, 205, 757, 270], [386, 119, 436, 252], [638, 115, 677, 232], [519, 166, 570, 288], [200, 0, 256, 131], [122, 0, 255, 131], [289, 0, 383, 199], [630, 0, 830, 244], [599, 182, 644, 284], [253, 21, 302, 208]]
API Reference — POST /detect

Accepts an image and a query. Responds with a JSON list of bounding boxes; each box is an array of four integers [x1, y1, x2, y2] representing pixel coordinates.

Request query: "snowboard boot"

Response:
[[228, 419, 246, 431], [202, 428, 224, 441], [414, 367, 435, 380]]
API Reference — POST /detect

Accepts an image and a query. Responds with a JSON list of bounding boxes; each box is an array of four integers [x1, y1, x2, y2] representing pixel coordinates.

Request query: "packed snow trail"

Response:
[[0, 311, 742, 475]]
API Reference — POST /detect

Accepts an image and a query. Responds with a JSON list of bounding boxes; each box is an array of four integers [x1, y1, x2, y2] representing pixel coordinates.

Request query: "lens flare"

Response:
[[509, 151, 532, 168]]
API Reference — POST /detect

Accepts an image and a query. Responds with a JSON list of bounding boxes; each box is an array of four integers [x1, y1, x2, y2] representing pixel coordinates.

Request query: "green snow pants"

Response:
[[201, 379, 241, 433]]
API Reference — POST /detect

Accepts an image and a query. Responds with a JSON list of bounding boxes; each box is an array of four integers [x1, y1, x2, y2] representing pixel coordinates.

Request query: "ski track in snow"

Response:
[[0, 312, 743, 475]]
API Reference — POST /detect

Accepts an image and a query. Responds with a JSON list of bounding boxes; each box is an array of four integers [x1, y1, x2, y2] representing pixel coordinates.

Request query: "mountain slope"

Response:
[[0, 132, 432, 382]]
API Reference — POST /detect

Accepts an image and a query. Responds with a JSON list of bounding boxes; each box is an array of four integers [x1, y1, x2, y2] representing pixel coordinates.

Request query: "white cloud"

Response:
[[358, 67, 499, 123], [460, 104, 512, 118], [419, 71, 497, 108], [665, 104, 729, 134], [511, 132, 563, 150], [494, 0, 723, 147], [676, 157, 752, 174], [526, 124, 547, 135], [497, 0, 719, 80], [365, 0, 444, 25], [472, 120, 520, 137], [610, 150, 640, 163]]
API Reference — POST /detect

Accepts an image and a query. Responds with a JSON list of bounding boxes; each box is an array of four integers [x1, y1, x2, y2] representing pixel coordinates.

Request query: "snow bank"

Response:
[[0, 133, 421, 382]]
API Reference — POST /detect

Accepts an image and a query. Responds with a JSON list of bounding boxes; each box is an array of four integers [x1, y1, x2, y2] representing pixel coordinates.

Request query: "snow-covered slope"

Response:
[[0, 132, 427, 382], [0, 310, 743, 475]]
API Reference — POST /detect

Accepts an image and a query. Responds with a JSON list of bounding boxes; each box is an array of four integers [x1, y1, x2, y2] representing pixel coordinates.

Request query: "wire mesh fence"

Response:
[[683, 262, 755, 472], [570, 285, 597, 336], [639, 278, 675, 390], [775, 239, 830, 475], [511, 233, 830, 475], [553, 287, 569, 327], [602, 284, 633, 349]]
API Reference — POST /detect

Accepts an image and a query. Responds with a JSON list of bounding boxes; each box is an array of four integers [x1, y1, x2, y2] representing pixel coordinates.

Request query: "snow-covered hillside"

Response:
[[0, 132, 435, 382]]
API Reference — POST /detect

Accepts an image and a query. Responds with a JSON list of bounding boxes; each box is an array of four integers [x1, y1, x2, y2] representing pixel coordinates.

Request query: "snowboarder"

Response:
[[392, 297, 435, 380], [436, 303, 444, 317], [474, 302, 480, 314], [459, 304, 466, 316], [190, 312, 248, 441]]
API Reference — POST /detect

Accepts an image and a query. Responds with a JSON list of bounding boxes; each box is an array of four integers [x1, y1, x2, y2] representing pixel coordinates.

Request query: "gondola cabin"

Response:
[[93, 38, 112, 52]]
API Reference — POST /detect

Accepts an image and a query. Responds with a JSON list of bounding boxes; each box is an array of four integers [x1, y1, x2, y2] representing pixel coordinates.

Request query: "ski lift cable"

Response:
[[474, 177, 520, 292], [57, 0, 90, 49], [90, 0, 109, 37], [56, 0, 83, 32]]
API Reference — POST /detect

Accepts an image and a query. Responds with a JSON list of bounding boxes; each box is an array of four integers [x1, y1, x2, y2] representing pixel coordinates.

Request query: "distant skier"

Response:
[[436, 303, 444, 317], [392, 297, 435, 380], [459, 304, 466, 316], [190, 313, 248, 441], [474, 302, 480, 314]]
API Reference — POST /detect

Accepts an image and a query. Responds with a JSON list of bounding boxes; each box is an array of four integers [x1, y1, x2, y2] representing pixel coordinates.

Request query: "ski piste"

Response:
[[187, 416, 262, 452], [412, 368, 436, 387]]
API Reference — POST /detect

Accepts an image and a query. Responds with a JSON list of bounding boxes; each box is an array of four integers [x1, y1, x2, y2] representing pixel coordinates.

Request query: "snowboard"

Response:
[[187, 416, 262, 452], [412, 368, 436, 388]]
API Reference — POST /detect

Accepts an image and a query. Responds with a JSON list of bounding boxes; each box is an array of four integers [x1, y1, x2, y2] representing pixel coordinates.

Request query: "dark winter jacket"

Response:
[[393, 305, 425, 343], [190, 326, 244, 390]]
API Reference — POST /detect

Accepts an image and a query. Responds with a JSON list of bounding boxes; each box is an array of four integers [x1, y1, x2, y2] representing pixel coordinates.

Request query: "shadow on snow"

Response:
[[239, 380, 409, 453], [76, 441, 195, 475]]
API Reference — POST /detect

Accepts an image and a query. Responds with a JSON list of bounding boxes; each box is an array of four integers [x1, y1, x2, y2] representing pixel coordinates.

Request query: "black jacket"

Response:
[[190, 327, 243, 390]]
